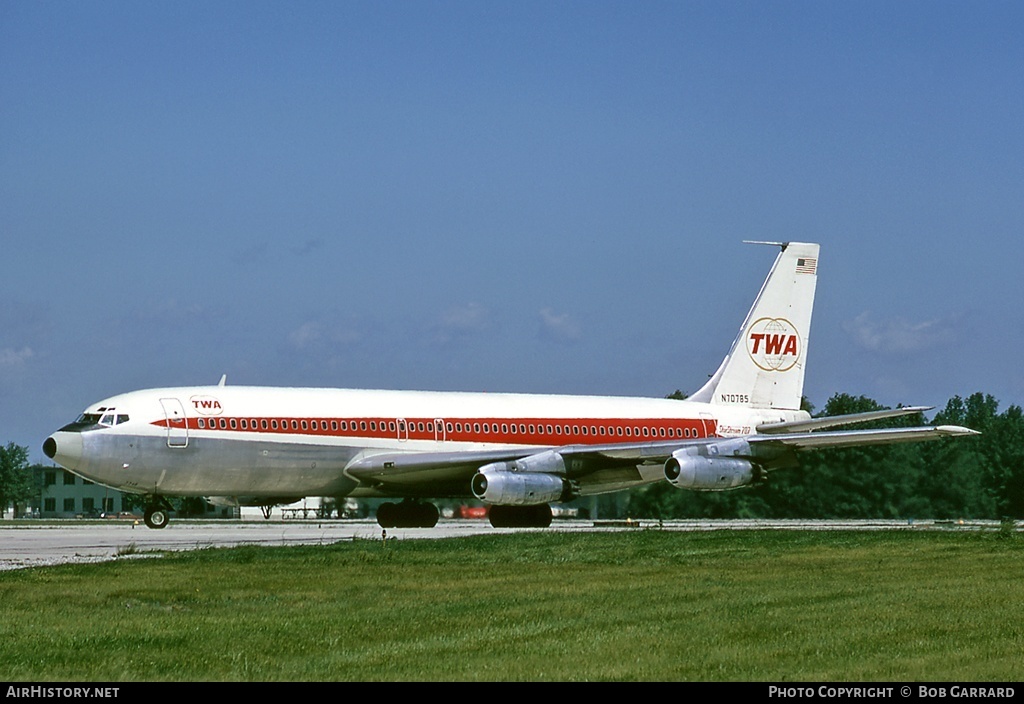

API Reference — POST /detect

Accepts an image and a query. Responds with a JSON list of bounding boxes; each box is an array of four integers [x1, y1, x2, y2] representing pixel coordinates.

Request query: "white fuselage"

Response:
[[46, 385, 808, 500]]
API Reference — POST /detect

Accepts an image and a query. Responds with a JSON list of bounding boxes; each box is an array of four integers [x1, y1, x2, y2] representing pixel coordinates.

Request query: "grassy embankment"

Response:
[[0, 529, 1020, 681]]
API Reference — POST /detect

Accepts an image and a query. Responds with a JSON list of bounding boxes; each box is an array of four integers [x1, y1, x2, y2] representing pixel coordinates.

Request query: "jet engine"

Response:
[[663, 444, 757, 491], [471, 465, 572, 506]]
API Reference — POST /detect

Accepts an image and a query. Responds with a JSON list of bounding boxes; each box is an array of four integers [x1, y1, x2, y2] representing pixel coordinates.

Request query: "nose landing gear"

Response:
[[143, 497, 174, 529]]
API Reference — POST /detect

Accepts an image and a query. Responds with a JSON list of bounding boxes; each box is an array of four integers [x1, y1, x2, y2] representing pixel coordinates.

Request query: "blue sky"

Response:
[[3, 1, 1022, 459]]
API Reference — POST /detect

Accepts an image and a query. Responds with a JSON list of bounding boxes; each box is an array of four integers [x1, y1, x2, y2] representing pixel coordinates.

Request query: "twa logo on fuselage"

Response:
[[190, 396, 224, 415], [746, 317, 801, 372]]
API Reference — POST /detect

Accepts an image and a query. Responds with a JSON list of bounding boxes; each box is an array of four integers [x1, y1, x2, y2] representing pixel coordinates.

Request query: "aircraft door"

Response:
[[160, 398, 189, 448], [434, 419, 446, 442], [396, 418, 408, 442], [699, 412, 717, 439]]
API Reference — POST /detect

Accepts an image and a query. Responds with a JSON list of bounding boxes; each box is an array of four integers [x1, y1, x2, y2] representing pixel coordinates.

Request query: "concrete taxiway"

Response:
[[0, 518, 1006, 571]]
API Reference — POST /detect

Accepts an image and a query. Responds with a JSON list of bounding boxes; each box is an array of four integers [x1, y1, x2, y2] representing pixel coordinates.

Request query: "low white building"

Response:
[[36, 466, 125, 518]]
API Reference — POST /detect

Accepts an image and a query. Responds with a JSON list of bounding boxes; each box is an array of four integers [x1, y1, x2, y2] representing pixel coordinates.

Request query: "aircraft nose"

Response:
[[42, 431, 83, 470]]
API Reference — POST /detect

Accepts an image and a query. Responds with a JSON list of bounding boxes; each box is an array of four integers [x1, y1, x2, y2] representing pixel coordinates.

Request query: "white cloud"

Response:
[[288, 322, 323, 349], [0, 347, 33, 367], [430, 302, 489, 344], [538, 307, 582, 344], [843, 311, 958, 354], [288, 320, 363, 350], [290, 238, 325, 257], [440, 302, 487, 331]]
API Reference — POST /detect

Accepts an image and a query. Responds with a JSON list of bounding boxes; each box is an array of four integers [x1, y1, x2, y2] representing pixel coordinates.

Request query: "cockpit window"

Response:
[[67, 411, 129, 430]]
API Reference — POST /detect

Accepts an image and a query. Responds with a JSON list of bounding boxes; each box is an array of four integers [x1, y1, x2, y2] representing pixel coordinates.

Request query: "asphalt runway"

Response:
[[0, 517, 1003, 571]]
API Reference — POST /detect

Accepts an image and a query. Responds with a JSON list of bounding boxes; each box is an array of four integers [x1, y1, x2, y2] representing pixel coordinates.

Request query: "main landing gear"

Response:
[[488, 504, 553, 528], [376, 500, 440, 528], [374, 501, 554, 529]]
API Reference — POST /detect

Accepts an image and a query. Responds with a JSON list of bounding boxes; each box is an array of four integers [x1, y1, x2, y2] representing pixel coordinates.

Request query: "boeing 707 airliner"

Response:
[[43, 242, 977, 529]]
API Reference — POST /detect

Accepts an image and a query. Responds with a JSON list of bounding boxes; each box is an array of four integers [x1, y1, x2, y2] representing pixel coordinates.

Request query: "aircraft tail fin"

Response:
[[689, 242, 819, 411]]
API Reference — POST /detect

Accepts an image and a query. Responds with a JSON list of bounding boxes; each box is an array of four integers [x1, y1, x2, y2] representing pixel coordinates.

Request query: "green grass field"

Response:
[[0, 529, 1020, 681]]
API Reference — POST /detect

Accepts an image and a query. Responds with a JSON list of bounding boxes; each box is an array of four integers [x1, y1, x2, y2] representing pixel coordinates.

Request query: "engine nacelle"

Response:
[[471, 468, 570, 506], [664, 447, 755, 491]]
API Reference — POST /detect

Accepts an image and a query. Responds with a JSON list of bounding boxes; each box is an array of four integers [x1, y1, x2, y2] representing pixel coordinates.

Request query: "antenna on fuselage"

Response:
[[218, 374, 227, 387]]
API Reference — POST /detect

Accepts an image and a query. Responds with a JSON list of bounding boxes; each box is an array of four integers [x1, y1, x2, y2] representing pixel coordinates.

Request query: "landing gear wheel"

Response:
[[377, 502, 397, 528], [416, 502, 440, 528], [376, 501, 439, 528], [144, 506, 169, 530], [488, 504, 552, 528]]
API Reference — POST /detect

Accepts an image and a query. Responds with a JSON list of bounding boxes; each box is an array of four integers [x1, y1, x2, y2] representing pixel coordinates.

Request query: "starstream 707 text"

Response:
[[6, 687, 119, 699]]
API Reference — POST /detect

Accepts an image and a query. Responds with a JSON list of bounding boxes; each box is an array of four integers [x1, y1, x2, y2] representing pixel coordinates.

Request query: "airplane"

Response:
[[43, 242, 978, 530]]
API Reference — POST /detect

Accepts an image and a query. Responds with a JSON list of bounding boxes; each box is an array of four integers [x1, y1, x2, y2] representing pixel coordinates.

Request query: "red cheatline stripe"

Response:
[[151, 416, 717, 445]]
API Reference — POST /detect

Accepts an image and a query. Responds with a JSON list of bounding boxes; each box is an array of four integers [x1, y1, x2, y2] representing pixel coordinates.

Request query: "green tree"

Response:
[[812, 394, 930, 518], [622, 390, 1003, 521], [932, 393, 1024, 518], [0, 443, 35, 518]]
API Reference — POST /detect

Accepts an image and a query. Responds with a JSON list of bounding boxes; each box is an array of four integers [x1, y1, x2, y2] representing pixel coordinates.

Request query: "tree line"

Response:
[[2, 391, 1021, 520], [628, 392, 1023, 520]]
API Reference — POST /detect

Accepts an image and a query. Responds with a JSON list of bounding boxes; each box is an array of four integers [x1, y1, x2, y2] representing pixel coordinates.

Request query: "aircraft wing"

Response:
[[745, 424, 979, 451], [755, 406, 934, 434], [345, 447, 555, 487], [344, 423, 979, 489]]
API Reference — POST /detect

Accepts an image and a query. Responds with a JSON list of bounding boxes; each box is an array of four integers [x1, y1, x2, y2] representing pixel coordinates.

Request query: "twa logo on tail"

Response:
[[746, 317, 800, 371]]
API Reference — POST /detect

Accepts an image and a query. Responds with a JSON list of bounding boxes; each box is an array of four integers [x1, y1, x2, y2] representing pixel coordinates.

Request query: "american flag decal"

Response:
[[796, 257, 817, 275]]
